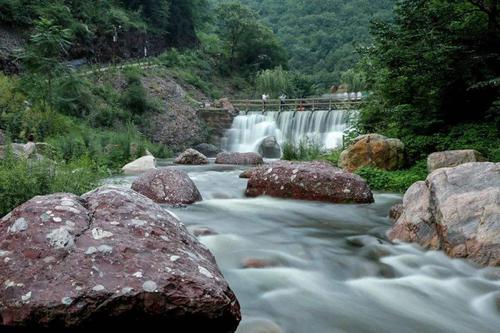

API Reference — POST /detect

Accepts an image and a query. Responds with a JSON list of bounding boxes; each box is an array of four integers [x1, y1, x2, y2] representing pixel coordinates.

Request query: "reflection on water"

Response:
[[106, 162, 500, 333]]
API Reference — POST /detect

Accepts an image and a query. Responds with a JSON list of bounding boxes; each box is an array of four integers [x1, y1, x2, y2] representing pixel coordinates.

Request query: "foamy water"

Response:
[[107, 163, 500, 333]]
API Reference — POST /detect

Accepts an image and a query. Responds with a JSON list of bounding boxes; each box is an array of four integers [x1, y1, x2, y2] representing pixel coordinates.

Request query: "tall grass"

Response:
[[0, 150, 102, 217], [282, 139, 323, 161]]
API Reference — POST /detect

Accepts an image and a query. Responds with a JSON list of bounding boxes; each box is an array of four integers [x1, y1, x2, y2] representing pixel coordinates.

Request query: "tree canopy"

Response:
[[358, 0, 500, 162], [213, 0, 395, 88]]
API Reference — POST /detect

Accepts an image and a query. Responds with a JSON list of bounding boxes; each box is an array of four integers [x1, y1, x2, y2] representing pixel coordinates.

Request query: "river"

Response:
[[106, 161, 500, 333]]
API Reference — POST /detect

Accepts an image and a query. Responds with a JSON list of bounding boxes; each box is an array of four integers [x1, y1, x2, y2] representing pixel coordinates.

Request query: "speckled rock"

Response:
[[131, 169, 202, 205], [215, 152, 263, 166], [0, 186, 240, 331], [121, 155, 156, 175], [389, 162, 500, 266], [175, 148, 208, 165], [339, 134, 405, 172], [389, 203, 404, 222], [245, 161, 374, 204], [427, 149, 486, 173]]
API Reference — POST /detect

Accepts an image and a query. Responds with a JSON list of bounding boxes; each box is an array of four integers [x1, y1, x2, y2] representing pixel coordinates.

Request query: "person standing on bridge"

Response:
[[262, 94, 269, 111], [279, 94, 287, 111]]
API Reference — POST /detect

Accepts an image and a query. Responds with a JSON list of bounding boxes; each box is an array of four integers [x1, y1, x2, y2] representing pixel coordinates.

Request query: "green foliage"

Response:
[[255, 66, 316, 98], [215, 0, 395, 88], [357, 0, 500, 164], [122, 69, 150, 115], [214, 1, 288, 72], [20, 17, 73, 109], [321, 149, 342, 166], [0, 152, 102, 217], [355, 161, 427, 193], [282, 139, 322, 161]]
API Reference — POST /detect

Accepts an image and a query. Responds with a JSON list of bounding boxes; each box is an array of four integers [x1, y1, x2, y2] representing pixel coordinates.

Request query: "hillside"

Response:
[[214, 0, 395, 88]]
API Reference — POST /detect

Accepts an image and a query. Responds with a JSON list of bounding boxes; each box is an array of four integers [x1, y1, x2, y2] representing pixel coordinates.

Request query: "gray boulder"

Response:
[[258, 136, 281, 158], [175, 148, 209, 165], [390, 162, 500, 266], [194, 143, 221, 158], [427, 149, 486, 173], [0, 186, 241, 331], [132, 169, 202, 205]]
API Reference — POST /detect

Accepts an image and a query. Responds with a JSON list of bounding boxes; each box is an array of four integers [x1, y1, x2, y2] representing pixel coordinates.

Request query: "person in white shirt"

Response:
[[262, 94, 269, 110], [279, 94, 286, 110]]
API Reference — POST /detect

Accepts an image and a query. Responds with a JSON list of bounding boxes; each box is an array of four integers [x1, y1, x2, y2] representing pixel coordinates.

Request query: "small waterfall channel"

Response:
[[222, 110, 354, 153]]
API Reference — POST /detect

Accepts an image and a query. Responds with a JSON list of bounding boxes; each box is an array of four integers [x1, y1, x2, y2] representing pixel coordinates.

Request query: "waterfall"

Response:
[[222, 110, 354, 153]]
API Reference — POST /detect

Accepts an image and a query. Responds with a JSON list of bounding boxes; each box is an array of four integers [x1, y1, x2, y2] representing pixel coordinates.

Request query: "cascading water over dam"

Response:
[[222, 110, 354, 153]]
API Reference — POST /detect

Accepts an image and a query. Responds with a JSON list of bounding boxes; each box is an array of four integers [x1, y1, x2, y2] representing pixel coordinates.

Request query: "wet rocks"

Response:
[[241, 258, 275, 269], [189, 226, 218, 237], [131, 169, 202, 205], [175, 148, 209, 165], [215, 152, 264, 165], [258, 136, 281, 158], [339, 134, 405, 172], [427, 149, 486, 173], [389, 203, 404, 222], [245, 161, 374, 204], [194, 143, 221, 158], [121, 155, 156, 175], [0, 186, 240, 331], [389, 162, 500, 266], [239, 169, 255, 179]]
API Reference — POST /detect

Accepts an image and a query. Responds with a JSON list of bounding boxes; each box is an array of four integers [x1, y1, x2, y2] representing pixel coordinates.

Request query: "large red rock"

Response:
[[131, 169, 202, 205], [0, 186, 240, 331], [215, 152, 264, 165], [389, 162, 500, 266], [245, 161, 374, 204]]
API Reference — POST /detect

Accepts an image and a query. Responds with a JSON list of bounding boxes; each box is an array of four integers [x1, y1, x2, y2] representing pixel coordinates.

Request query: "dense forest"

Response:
[[214, 0, 395, 87]]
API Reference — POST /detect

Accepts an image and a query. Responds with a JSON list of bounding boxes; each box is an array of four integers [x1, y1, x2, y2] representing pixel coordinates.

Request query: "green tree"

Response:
[[358, 0, 500, 162], [20, 17, 72, 109], [215, 1, 287, 71]]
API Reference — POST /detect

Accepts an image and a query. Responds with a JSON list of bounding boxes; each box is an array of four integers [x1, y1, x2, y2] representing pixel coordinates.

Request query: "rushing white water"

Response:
[[106, 163, 500, 333], [222, 110, 352, 153]]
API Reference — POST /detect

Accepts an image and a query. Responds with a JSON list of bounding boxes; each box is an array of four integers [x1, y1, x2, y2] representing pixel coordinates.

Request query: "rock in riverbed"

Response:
[[132, 169, 202, 205], [0, 186, 240, 331], [258, 136, 281, 158], [194, 143, 221, 158], [121, 155, 156, 175], [389, 203, 404, 222], [389, 162, 500, 266], [175, 148, 209, 165], [245, 161, 374, 204], [339, 134, 405, 172], [427, 149, 486, 173], [215, 152, 264, 165]]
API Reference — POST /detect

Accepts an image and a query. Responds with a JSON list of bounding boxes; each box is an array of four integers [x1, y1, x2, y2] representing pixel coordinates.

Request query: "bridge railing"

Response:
[[230, 98, 362, 112]]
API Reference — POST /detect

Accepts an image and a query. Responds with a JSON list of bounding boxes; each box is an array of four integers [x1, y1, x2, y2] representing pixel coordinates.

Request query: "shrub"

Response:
[[282, 139, 322, 161], [355, 160, 427, 193], [0, 152, 102, 217], [321, 149, 342, 166]]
